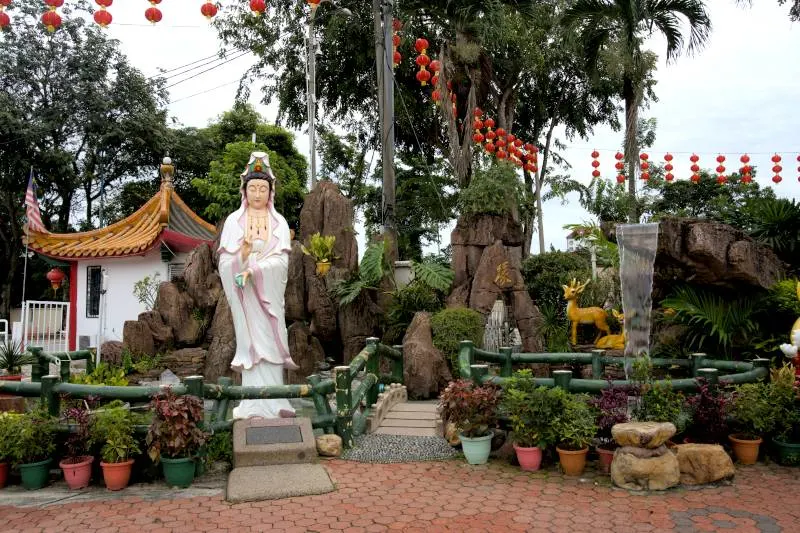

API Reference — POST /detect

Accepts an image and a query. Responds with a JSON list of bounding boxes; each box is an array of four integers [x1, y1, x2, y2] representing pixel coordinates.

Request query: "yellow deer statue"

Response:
[[596, 310, 625, 350], [562, 278, 611, 345]]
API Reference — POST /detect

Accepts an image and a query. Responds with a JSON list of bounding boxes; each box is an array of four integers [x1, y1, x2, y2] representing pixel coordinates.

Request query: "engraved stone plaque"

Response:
[[245, 425, 303, 445]]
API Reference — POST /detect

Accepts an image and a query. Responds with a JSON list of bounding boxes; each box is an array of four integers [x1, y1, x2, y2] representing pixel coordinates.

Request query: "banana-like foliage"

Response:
[[411, 261, 454, 293]]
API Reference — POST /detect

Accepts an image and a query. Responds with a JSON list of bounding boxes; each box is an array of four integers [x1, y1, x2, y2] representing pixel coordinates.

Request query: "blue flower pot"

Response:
[[459, 432, 493, 465]]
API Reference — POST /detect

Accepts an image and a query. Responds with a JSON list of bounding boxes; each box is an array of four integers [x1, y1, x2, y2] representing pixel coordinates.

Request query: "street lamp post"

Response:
[[306, 0, 351, 190]]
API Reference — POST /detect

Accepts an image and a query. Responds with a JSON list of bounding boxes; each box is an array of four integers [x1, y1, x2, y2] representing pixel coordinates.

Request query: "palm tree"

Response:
[[563, 0, 711, 222]]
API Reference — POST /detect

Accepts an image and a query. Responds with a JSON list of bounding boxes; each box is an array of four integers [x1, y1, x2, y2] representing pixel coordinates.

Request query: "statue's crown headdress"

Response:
[[240, 151, 276, 186]]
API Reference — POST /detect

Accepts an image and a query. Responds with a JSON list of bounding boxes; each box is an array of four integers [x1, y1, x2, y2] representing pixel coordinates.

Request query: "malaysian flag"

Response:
[[24, 169, 47, 234]]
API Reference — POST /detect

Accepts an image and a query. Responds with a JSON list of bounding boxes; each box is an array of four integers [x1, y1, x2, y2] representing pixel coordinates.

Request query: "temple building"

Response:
[[24, 158, 217, 350]]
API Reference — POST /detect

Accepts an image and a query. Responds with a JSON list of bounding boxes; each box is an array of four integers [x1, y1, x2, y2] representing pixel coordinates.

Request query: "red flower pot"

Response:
[[0, 462, 8, 488], [59, 456, 93, 490], [513, 444, 542, 471], [100, 459, 134, 491], [597, 446, 615, 474]]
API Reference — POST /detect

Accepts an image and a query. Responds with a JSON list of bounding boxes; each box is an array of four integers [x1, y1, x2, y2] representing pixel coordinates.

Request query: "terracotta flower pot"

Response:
[[59, 456, 93, 490], [513, 444, 542, 471], [596, 446, 615, 474], [729, 434, 762, 465], [100, 459, 134, 491], [556, 446, 589, 477], [0, 462, 8, 489]]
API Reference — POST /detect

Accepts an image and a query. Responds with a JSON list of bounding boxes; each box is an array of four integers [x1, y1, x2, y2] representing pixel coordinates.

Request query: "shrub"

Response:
[[0, 413, 20, 463], [384, 281, 445, 344], [501, 370, 562, 448], [204, 429, 233, 466], [521, 251, 591, 322], [147, 390, 207, 462], [61, 404, 93, 460], [430, 307, 484, 371], [554, 393, 598, 451], [684, 380, 731, 443], [90, 400, 141, 463], [458, 162, 530, 218], [71, 363, 129, 386], [589, 384, 631, 447], [133, 273, 161, 311], [438, 379, 501, 438], [632, 381, 690, 433], [13, 409, 57, 464], [730, 382, 779, 439]]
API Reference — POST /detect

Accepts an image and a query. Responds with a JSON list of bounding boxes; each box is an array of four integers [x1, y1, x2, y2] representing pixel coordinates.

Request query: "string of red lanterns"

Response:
[[690, 153, 701, 183], [591, 150, 600, 178], [771, 154, 782, 184], [94, 0, 112, 27], [392, 19, 402, 69], [144, 0, 162, 24], [414, 37, 431, 86], [42, 0, 63, 32], [471, 108, 541, 173], [0, 0, 12, 30], [740, 154, 753, 183], [640, 152, 650, 181]]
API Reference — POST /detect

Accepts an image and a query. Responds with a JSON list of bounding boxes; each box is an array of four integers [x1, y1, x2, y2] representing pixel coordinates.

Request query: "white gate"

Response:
[[22, 300, 70, 353]]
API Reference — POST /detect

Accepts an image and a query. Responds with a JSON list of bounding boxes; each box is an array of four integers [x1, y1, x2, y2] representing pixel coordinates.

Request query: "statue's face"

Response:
[[245, 179, 271, 210]]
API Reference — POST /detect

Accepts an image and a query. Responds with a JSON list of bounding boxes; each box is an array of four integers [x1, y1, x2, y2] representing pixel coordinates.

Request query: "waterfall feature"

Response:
[[617, 223, 660, 372]]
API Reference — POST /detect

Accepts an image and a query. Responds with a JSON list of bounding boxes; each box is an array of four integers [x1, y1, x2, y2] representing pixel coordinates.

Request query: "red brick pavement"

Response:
[[1, 459, 799, 532]]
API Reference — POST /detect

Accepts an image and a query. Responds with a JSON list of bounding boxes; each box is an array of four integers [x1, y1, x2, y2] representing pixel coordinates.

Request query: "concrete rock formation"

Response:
[[612, 422, 677, 449], [316, 434, 343, 457], [674, 443, 735, 485], [610, 446, 681, 491], [402, 312, 453, 400]]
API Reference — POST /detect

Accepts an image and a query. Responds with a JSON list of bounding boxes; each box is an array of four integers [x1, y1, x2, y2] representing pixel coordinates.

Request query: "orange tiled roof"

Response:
[[26, 183, 217, 259]]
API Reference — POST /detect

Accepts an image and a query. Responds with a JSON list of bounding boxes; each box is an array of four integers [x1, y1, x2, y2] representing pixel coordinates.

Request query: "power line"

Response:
[[155, 53, 241, 83], [163, 51, 250, 90], [170, 79, 242, 103], [147, 49, 233, 80]]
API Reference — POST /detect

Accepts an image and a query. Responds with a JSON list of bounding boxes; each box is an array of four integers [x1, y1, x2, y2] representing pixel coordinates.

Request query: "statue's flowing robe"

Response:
[[218, 197, 298, 419]]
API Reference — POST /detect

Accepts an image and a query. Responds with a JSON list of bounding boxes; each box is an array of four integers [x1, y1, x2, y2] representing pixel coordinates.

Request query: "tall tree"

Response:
[[563, 0, 711, 222], [0, 0, 169, 319]]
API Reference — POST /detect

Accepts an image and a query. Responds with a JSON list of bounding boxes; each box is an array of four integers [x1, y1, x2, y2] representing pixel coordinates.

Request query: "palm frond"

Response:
[[411, 261, 454, 292]]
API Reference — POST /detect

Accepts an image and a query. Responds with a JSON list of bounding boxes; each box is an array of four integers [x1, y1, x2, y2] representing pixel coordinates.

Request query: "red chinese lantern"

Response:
[[664, 153, 674, 181], [797, 154, 800, 182], [739, 154, 752, 183], [145, 0, 162, 24], [392, 17, 402, 31], [485, 142, 496, 153], [690, 154, 700, 183], [495, 127, 506, 138], [201, 1, 218, 19], [46, 268, 66, 291], [715, 154, 726, 184], [772, 154, 782, 183], [93, 0, 113, 27], [391, 21, 401, 68], [495, 138, 506, 149], [42, 0, 63, 32], [496, 149, 507, 160], [0, 0, 10, 30], [307, 0, 321, 7], [429, 60, 441, 75], [250, 0, 266, 15]]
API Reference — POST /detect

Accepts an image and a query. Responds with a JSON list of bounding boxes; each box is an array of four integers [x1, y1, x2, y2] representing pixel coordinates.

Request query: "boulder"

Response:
[[454, 214, 524, 247], [286, 321, 325, 384], [617, 445, 670, 459], [161, 347, 207, 377], [402, 312, 453, 400], [299, 181, 358, 271], [612, 422, 676, 449], [511, 290, 544, 352], [446, 283, 470, 308], [306, 275, 338, 341], [655, 218, 784, 298], [122, 320, 155, 357], [338, 292, 381, 363], [204, 293, 236, 383], [100, 340, 124, 365], [316, 434, 343, 457], [137, 310, 174, 347], [674, 443, 735, 485], [285, 241, 307, 322], [469, 241, 525, 315], [444, 422, 461, 447], [611, 448, 681, 491], [183, 244, 223, 310], [157, 282, 204, 346]]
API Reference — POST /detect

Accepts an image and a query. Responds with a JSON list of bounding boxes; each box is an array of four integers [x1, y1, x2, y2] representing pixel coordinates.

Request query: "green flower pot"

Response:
[[773, 437, 800, 466], [459, 432, 493, 465], [161, 457, 195, 488], [19, 458, 52, 490]]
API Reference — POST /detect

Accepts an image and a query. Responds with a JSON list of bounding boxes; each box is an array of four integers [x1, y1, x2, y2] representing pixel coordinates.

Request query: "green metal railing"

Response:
[[457, 340, 770, 392], [2, 337, 404, 448]]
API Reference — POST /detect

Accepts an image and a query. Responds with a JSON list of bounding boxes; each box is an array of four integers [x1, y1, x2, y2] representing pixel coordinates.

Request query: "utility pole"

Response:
[[306, 12, 319, 190], [378, 0, 396, 237]]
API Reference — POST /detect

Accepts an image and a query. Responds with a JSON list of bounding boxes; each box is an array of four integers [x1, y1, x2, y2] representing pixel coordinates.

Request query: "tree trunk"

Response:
[[536, 118, 557, 254], [623, 75, 639, 223]]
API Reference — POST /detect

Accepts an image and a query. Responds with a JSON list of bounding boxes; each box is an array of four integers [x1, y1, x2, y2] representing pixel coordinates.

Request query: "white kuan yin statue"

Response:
[[217, 151, 299, 419]]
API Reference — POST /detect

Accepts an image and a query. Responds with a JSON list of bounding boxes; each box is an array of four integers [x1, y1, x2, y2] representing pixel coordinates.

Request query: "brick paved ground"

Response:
[[1, 459, 799, 532]]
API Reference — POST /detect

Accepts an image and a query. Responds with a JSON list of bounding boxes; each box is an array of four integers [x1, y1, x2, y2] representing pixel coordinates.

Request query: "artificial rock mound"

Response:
[[610, 422, 680, 491], [674, 443, 735, 485], [448, 214, 544, 352], [401, 312, 452, 400]]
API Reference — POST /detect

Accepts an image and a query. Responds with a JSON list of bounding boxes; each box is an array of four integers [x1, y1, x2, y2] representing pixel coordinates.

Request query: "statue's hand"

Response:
[[234, 270, 252, 288]]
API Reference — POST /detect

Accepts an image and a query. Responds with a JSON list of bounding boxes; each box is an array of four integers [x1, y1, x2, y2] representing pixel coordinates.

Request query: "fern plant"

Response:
[[332, 239, 394, 306], [661, 286, 758, 358]]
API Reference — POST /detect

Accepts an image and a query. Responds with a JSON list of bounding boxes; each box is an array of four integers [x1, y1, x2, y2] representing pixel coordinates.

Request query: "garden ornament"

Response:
[[779, 281, 800, 378], [218, 151, 299, 419], [595, 310, 625, 350], [562, 278, 611, 345]]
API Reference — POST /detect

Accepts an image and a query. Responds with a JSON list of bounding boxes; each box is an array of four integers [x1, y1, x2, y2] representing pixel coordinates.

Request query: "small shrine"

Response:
[[24, 158, 217, 350]]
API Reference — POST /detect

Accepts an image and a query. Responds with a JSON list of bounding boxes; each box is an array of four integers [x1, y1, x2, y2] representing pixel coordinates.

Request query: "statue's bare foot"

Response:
[[279, 409, 296, 418]]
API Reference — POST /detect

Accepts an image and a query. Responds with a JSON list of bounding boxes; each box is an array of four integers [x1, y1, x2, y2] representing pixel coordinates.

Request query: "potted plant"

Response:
[[439, 379, 501, 465], [90, 400, 140, 490], [501, 370, 559, 471], [769, 364, 800, 465], [0, 412, 20, 488], [729, 382, 778, 464], [0, 341, 34, 394], [13, 409, 57, 490], [59, 404, 94, 490], [554, 393, 598, 476], [684, 379, 730, 444], [301, 232, 337, 276], [147, 390, 207, 488], [590, 384, 631, 473]]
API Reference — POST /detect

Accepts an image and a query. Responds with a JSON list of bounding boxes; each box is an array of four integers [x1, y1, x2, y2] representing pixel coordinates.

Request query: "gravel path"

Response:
[[341, 434, 460, 463]]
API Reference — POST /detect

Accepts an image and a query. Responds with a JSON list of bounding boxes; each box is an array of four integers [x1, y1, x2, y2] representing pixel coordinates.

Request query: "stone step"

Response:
[[379, 418, 438, 428], [226, 464, 334, 503], [384, 411, 440, 420], [391, 403, 439, 413], [375, 427, 439, 437]]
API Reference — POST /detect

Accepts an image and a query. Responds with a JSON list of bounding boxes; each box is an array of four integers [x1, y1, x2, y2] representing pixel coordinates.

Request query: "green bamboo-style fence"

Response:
[[457, 340, 770, 391], [1, 337, 404, 448]]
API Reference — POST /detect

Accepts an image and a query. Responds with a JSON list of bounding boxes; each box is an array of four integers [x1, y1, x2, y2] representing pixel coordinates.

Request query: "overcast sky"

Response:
[[103, 0, 800, 256]]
